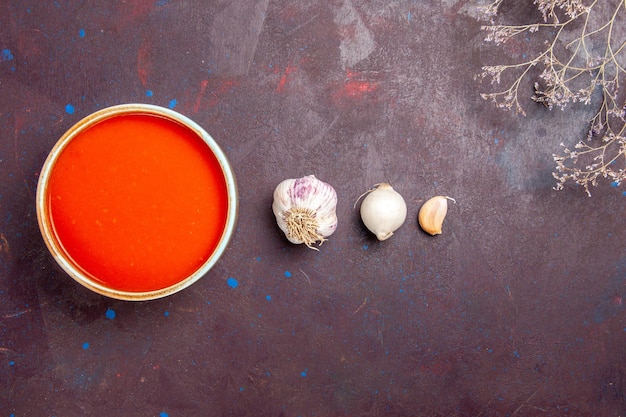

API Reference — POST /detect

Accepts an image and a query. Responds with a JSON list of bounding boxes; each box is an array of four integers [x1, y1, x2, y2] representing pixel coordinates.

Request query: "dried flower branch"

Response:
[[477, 0, 626, 195]]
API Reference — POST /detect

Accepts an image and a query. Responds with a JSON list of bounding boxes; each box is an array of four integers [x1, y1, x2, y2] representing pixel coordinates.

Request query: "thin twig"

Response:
[[299, 268, 312, 286], [478, 0, 626, 195], [511, 389, 539, 416]]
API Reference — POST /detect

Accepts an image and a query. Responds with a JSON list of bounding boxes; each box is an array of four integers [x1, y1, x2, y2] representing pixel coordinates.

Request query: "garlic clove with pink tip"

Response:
[[272, 175, 338, 250], [418, 196, 456, 235]]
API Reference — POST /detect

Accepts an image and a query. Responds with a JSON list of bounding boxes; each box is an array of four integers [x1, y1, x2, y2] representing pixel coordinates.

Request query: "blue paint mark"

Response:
[[156, 0, 170, 5], [65, 104, 75, 114], [227, 277, 239, 288], [284, 271, 292, 278], [159, 412, 169, 417], [300, 369, 308, 377], [256, 256, 261, 261], [8, 361, 15, 366], [78, 28, 86, 38], [407, 11, 412, 21], [362, 244, 368, 250], [611, 181, 620, 187], [164, 311, 170, 317], [513, 351, 520, 358], [82, 342, 90, 350], [168, 98, 177, 109], [239, 386, 245, 391], [105, 308, 116, 320], [146, 90, 153, 97], [622, 191, 626, 197], [1, 49, 14, 61], [266, 295, 272, 301]]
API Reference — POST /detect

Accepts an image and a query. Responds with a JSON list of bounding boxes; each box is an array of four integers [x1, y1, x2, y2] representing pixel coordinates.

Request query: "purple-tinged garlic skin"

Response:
[[272, 175, 338, 249]]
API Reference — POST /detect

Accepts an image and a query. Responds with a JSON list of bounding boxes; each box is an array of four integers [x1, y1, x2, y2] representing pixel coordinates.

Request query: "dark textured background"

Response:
[[1, 1, 625, 416]]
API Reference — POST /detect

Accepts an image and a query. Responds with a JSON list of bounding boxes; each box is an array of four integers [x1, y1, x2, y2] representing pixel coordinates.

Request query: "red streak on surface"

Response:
[[342, 80, 378, 97], [276, 62, 297, 93], [332, 69, 379, 102], [204, 78, 238, 109], [193, 79, 209, 113], [345, 68, 360, 78], [137, 39, 152, 87], [115, 1, 155, 28]]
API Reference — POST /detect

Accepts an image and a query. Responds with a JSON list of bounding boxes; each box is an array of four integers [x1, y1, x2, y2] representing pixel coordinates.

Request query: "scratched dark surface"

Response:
[[1, 1, 625, 416]]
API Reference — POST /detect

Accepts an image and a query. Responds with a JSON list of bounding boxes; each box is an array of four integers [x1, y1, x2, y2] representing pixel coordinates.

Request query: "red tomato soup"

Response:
[[47, 114, 229, 292]]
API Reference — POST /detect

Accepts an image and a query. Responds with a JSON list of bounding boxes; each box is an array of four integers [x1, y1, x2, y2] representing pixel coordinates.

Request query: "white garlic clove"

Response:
[[359, 183, 407, 241], [272, 175, 338, 249], [418, 196, 455, 235]]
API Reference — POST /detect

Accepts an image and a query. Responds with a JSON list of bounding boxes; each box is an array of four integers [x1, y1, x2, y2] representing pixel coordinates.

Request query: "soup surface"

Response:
[[47, 113, 228, 292]]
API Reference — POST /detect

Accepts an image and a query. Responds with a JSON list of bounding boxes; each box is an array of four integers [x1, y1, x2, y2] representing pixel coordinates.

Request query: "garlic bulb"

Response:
[[418, 196, 455, 235], [272, 175, 338, 249], [359, 183, 407, 241]]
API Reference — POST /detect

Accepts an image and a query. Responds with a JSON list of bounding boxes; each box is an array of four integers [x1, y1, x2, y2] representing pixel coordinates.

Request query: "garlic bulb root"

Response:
[[283, 207, 327, 248], [272, 175, 338, 250], [359, 183, 407, 241], [418, 196, 455, 236]]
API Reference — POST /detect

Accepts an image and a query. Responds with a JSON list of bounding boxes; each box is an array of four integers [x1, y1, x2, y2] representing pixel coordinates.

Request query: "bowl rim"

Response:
[[36, 103, 238, 301]]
